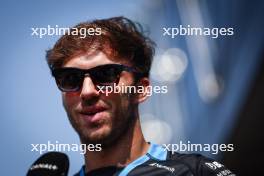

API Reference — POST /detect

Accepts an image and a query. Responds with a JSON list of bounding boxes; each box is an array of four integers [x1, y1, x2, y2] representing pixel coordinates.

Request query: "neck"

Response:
[[83, 112, 149, 173]]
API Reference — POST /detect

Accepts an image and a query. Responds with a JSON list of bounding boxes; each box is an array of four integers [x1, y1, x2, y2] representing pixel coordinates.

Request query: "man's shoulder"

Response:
[[162, 151, 236, 176], [73, 146, 236, 176]]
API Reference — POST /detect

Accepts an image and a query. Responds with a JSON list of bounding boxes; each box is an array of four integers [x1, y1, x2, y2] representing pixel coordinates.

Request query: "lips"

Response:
[[80, 106, 107, 115], [78, 106, 108, 123]]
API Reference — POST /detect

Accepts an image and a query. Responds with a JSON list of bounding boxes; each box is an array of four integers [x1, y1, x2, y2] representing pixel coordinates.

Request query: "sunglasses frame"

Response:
[[51, 64, 144, 92]]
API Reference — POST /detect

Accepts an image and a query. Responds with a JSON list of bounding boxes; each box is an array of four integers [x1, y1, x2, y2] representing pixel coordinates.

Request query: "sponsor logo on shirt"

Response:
[[149, 162, 175, 173]]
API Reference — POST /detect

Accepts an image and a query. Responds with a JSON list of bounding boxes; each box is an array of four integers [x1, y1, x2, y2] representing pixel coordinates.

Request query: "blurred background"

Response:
[[0, 0, 263, 175]]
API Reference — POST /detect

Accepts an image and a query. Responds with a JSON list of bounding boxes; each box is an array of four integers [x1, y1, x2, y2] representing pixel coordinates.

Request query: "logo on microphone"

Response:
[[30, 163, 58, 171]]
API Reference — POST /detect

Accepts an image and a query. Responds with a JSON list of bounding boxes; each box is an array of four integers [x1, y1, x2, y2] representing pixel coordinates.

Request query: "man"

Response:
[[46, 17, 235, 176]]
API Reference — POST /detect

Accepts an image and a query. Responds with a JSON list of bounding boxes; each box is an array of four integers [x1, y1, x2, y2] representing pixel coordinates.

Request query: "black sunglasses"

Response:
[[51, 64, 144, 92]]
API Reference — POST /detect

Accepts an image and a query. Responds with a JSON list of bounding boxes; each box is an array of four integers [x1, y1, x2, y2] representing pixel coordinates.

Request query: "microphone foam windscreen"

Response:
[[26, 152, 69, 176]]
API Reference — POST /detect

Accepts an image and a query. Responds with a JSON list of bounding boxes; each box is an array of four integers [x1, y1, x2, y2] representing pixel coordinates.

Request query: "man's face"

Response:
[[62, 51, 137, 145]]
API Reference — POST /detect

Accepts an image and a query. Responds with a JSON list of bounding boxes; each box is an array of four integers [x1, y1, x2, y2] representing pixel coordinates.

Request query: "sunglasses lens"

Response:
[[91, 65, 122, 85], [53, 69, 83, 91], [52, 65, 128, 92]]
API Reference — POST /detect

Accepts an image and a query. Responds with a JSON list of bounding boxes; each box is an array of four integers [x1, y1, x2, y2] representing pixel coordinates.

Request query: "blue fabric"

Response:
[[79, 166, 85, 176], [147, 143, 167, 161], [118, 143, 167, 176], [118, 154, 149, 176], [78, 143, 167, 176]]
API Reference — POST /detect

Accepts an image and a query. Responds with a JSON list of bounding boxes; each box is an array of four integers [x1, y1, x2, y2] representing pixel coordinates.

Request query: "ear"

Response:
[[132, 77, 151, 104]]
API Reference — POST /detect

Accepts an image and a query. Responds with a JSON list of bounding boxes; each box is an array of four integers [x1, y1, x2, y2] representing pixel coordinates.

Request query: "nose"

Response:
[[80, 76, 99, 101]]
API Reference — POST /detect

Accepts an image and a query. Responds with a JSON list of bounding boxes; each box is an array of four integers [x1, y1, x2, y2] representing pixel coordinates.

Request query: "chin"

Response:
[[80, 124, 112, 144]]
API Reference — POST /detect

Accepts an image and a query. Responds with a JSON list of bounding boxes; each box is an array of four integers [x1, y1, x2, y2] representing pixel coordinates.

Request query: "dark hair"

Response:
[[46, 16, 155, 77]]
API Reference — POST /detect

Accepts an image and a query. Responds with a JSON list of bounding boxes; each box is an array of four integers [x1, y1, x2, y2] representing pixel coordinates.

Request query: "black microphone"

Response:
[[26, 152, 69, 176]]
